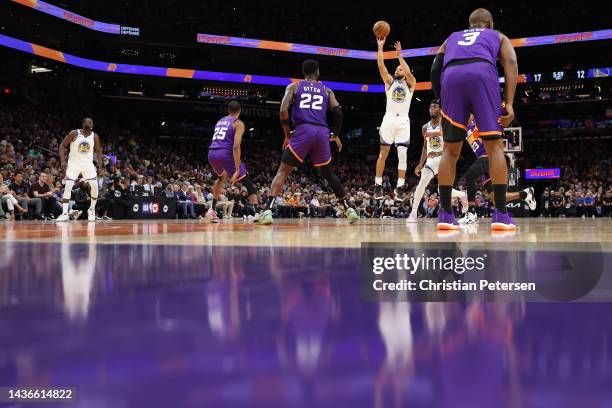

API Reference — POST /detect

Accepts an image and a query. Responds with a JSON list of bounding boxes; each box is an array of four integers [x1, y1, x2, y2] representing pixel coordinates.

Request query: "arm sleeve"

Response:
[[430, 53, 444, 99]]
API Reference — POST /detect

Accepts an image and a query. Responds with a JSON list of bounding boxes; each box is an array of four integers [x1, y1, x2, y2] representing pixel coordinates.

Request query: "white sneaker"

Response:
[[406, 213, 418, 223], [55, 213, 70, 222], [87, 209, 96, 222], [206, 208, 220, 223], [459, 212, 479, 225], [523, 187, 536, 210]]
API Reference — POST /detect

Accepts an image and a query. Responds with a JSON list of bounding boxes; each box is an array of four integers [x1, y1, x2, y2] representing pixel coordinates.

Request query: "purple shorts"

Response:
[[208, 148, 247, 180], [287, 124, 332, 167], [440, 62, 503, 141]]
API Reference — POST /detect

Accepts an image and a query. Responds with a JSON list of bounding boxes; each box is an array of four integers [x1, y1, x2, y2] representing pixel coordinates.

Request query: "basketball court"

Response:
[[1, 219, 611, 406]]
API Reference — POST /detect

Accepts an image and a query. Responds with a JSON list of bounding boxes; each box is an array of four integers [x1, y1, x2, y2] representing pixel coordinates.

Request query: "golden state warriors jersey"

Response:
[[425, 121, 444, 154], [385, 79, 412, 115], [68, 129, 95, 165]]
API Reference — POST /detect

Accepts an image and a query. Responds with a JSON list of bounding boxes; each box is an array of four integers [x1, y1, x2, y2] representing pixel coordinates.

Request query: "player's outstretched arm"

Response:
[[94, 133, 104, 177], [280, 83, 297, 146], [59, 130, 76, 171], [376, 37, 393, 87], [498, 34, 518, 127], [327, 89, 343, 152], [394, 41, 416, 89], [231, 120, 245, 183]]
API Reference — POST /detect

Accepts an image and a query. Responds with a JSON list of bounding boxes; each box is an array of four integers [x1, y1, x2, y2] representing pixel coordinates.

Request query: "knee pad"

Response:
[[397, 146, 408, 171], [241, 177, 257, 196]]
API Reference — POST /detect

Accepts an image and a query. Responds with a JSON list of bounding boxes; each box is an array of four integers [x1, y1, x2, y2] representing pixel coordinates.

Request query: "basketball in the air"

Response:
[[373, 21, 390, 38]]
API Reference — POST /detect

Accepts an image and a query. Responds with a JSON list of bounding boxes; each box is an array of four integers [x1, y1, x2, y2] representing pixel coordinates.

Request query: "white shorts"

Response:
[[66, 162, 96, 181], [380, 114, 410, 147], [424, 155, 441, 176]]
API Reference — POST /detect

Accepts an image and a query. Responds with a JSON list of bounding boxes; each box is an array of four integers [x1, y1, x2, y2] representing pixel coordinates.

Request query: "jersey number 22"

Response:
[[299, 93, 323, 110]]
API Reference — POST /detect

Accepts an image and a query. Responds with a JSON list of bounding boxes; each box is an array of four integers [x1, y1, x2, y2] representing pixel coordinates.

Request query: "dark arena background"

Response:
[[0, 1, 611, 407]]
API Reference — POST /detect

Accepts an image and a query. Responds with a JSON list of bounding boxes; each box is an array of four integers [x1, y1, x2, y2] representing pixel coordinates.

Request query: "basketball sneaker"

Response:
[[459, 211, 478, 225], [87, 209, 96, 222], [257, 209, 273, 225], [206, 208, 220, 223], [394, 185, 410, 202], [491, 209, 516, 231], [437, 209, 459, 230], [373, 184, 384, 200], [523, 187, 536, 210], [55, 213, 70, 222], [346, 208, 359, 224]]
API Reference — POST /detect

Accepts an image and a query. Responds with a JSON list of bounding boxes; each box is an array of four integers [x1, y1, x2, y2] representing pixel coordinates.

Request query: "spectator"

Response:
[[174, 183, 196, 219], [0, 173, 26, 220], [9, 172, 42, 220], [28, 172, 60, 219]]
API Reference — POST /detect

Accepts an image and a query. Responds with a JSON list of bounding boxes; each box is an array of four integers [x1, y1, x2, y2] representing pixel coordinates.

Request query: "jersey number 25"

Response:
[[458, 32, 481, 46], [299, 93, 324, 110], [212, 126, 228, 140]]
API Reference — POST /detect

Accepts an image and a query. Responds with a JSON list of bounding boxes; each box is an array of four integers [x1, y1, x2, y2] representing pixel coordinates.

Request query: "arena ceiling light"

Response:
[[30, 64, 52, 73], [197, 29, 612, 60]]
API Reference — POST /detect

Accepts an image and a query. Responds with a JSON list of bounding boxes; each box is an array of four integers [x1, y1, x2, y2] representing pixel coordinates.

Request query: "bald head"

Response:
[[469, 8, 494, 29]]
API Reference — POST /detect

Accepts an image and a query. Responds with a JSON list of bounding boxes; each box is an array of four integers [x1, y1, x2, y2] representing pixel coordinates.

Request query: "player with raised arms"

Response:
[[258, 59, 358, 225], [374, 25, 416, 201], [431, 8, 518, 231]]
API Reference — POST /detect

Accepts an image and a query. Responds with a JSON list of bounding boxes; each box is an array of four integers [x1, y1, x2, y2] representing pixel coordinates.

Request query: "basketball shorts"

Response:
[[424, 155, 441, 176], [379, 113, 410, 147], [208, 148, 248, 180], [440, 62, 503, 143], [286, 124, 332, 167], [66, 161, 96, 181]]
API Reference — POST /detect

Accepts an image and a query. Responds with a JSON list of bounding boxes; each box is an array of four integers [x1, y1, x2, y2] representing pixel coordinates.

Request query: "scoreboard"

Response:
[[523, 67, 610, 83]]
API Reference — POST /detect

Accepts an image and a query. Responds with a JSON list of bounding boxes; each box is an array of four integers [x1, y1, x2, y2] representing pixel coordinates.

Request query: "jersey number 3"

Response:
[[299, 93, 324, 110], [458, 32, 481, 46]]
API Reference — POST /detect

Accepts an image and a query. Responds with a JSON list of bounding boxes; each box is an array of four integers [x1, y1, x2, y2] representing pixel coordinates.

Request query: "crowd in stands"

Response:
[[1, 105, 611, 221]]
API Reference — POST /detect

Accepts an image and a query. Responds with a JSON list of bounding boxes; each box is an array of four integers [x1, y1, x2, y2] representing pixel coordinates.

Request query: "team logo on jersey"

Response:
[[430, 136, 442, 149], [391, 87, 407, 103], [78, 142, 91, 153]]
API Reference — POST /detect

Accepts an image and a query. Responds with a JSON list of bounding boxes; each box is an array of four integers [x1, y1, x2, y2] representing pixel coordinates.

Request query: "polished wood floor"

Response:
[[2, 218, 610, 247]]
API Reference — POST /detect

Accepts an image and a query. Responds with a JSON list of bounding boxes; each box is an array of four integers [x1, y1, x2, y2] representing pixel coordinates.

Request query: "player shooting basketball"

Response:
[[374, 36, 416, 201]]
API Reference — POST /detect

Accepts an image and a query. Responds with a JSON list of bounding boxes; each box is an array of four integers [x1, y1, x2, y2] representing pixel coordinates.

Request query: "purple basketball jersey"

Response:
[[443, 28, 501, 69], [466, 119, 487, 158], [209, 116, 237, 150], [291, 81, 329, 127]]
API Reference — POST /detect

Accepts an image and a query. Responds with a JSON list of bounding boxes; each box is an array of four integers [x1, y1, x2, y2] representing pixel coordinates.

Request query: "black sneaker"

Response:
[[373, 185, 384, 200]]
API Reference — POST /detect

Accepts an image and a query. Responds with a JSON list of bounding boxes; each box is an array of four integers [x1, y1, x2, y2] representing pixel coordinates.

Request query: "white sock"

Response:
[[62, 179, 75, 214], [87, 180, 99, 211], [375, 177, 383, 186], [397, 178, 405, 188]]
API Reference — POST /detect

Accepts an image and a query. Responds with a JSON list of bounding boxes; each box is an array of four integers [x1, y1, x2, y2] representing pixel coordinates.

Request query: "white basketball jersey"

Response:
[[385, 79, 413, 114], [425, 121, 444, 154], [68, 129, 95, 164]]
